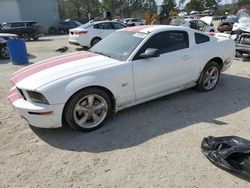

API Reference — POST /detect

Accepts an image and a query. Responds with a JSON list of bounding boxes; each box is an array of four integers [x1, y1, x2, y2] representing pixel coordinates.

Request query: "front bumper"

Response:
[[8, 87, 64, 129]]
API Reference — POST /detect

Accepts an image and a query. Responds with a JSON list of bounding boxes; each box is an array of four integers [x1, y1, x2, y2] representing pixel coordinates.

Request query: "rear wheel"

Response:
[[196, 61, 220, 91], [0, 45, 9, 59], [21, 33, 30, 41], [33, 35, 39, 41], [64, 88, 112, 131], [91, 37, 101, 47]]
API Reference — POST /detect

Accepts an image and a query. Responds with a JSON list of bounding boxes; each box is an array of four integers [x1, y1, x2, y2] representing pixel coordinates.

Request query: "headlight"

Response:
[[26, 91, 49, 104]]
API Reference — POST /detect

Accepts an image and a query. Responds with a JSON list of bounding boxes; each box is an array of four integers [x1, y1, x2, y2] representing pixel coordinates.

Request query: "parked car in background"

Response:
[[8, 25, 235, 131], [170, 17, 215, 32], [0, 33, 18, 59], [69, 20, 126, 47], [232, 17, 250, 34], [235, 32, 250, 57], [0, 21, 42, 41], [49, 21, 82, 35], [217, 18, 236, 33], [123, 18, 144, 26]]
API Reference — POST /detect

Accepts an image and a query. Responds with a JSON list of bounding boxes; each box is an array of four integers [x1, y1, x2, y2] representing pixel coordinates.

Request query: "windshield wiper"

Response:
[[89, 50, 111, 58]]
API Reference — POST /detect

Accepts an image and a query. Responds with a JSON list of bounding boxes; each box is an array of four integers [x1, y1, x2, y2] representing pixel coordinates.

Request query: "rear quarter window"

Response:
[[195, 33, 210, 44]]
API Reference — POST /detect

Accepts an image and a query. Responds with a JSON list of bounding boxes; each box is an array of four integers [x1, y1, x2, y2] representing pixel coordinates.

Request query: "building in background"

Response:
[[0, 0, 59, 31]]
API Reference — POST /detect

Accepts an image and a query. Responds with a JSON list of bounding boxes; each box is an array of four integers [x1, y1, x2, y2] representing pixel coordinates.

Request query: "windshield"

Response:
[[90, 31, 147, 61], [170, 18, 186, 26], [79, 22, 93, 29]]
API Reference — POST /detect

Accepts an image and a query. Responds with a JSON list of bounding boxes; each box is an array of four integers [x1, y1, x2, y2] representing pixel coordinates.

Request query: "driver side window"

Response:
[[197, 21, 206, 31], [133, 31, 189, 60]]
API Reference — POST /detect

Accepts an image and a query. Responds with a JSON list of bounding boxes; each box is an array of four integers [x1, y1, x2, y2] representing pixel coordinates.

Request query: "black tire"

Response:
[[210, 29, 215, 32], [33, 35, 39, 41], [235, 51, 242, 57], [91, 37, 101, 47], [196, 61, 221, 91], [20, 33, 30, 41], [64, 88, 112, 132], [0, 45, 9, 59]]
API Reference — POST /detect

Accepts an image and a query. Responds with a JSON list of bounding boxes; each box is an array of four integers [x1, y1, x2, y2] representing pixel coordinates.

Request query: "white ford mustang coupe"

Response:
[[8, 25, 235, 131]]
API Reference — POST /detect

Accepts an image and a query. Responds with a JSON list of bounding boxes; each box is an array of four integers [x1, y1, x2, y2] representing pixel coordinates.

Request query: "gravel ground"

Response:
[[0, 35, 250, 188]]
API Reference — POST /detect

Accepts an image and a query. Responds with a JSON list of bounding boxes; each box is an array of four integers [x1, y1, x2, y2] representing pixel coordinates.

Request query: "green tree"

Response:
[[58, 0, 100, 19], [186, 0, 204, 12], [185, 0, 220, 12], [238, 0, 250, 9], [143, 0, 157, 14]]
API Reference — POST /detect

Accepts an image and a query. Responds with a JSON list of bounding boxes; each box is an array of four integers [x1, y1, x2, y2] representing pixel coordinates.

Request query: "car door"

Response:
[[132, 31, 195, 101], [10, 22, 26, 36], [97, 22, 115, 38]]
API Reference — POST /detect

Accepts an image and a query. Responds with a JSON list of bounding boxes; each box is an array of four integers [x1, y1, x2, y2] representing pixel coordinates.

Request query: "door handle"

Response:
[[182, 55, 191, 60]]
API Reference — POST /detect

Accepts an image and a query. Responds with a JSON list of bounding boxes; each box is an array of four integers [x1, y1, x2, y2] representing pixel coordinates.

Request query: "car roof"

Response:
[[91, 20, 125, 25], [222, 19, 237, 23], [121, 25, 190, 34], [185, 18, 199, 22], [92, 20, 112, 23], [3, 21, 36, 24]]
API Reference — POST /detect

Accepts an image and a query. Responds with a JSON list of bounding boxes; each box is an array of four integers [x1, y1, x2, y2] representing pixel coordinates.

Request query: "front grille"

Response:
[[17, 88, 27, 100]]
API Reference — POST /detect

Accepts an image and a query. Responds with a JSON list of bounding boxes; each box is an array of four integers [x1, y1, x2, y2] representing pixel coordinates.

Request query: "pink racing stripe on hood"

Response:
[[8, 93, 21, 103], [12, 52, 80, 77], [10, 51, 98, 84], [7, 87, 21, 103]]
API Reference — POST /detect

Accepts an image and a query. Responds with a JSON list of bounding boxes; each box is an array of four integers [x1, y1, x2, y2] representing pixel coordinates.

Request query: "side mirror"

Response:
[[139, 48, 160, 59]]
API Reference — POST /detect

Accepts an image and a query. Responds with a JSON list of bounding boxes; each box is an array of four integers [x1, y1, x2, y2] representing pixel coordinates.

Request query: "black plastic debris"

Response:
[[56, 46, 69, 53], [201, 136, 250, 181]]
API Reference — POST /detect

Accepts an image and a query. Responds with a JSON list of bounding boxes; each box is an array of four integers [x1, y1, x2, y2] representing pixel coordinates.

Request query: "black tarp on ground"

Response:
[[201, 136, 250, 181]]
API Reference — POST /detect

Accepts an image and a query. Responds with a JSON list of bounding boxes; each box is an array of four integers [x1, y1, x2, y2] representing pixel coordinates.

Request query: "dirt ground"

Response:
[[0, 35, 250, 188]]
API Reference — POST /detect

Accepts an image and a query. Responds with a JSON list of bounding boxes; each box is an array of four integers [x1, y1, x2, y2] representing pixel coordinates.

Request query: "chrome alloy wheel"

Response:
[[73, 94, 108, 129], [203, 66, 219, 90]]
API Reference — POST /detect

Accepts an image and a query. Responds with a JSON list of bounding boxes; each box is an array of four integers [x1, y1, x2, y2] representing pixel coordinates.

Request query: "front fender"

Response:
[[38, 75, 113, 104]]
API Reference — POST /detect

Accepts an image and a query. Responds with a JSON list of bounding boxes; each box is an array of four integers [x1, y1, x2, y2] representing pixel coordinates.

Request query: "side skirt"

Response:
[[115, 81, 197, 112]]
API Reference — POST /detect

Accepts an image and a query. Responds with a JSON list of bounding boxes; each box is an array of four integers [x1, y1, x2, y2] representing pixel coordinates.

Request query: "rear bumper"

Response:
[[8, 87, 64, 129], [69, 35, 90, 47]]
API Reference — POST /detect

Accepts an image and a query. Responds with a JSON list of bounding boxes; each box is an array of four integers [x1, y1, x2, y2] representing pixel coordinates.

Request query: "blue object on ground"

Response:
[[7, 39, 28, 65]]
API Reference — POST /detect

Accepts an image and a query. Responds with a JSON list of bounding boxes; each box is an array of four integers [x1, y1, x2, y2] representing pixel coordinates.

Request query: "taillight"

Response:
[[208, 32, 215, 36], [74, 31, 88, 35]]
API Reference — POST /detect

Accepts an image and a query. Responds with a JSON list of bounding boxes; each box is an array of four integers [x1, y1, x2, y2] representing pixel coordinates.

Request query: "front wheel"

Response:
[[64, 88, 112, 131], [196, 61, 220, 91]]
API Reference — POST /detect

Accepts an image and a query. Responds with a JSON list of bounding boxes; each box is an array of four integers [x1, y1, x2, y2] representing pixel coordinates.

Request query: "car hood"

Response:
[[0, 33, 17, 37], [200, 16, 213, 25], [10, 51, 119, 90]]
